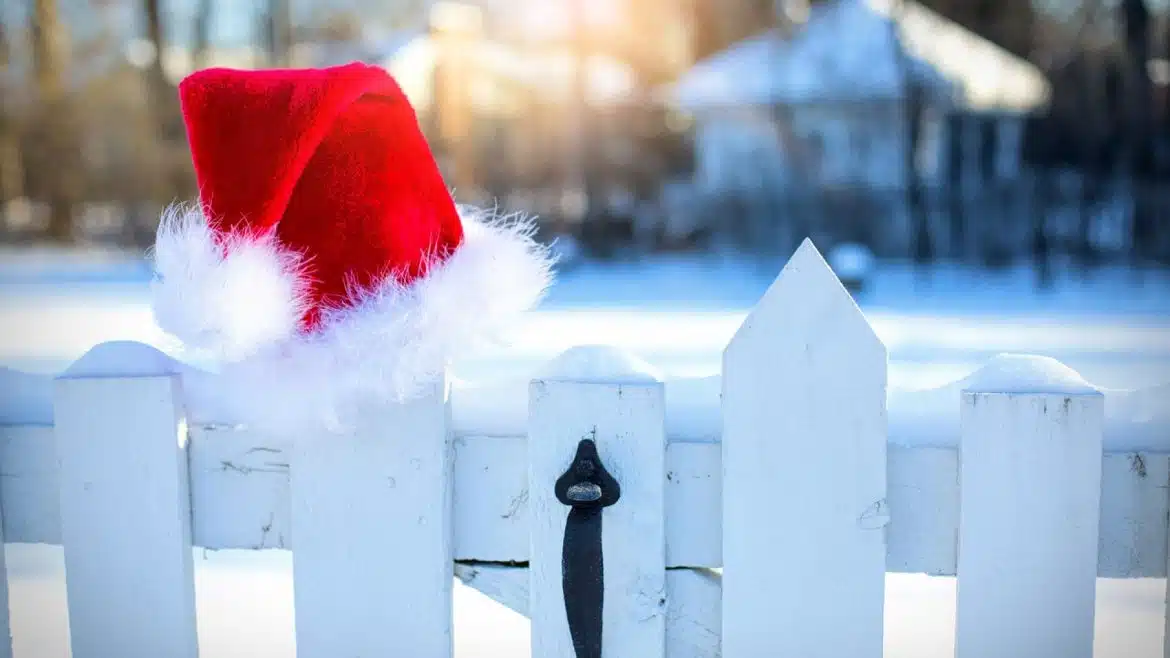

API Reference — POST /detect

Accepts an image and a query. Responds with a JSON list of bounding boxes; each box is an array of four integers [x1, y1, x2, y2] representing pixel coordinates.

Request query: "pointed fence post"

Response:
[[52, 342, 199, 658], [289, 379, 455, 658], [721, 239, 889, 658], [955, 355, 1104, 658], [528, 346, 668, 658]]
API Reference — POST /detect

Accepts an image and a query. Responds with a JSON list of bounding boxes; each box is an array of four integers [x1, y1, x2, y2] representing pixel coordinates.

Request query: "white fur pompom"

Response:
[[149, 203, 311, 361], [207, 206, 556, 438]]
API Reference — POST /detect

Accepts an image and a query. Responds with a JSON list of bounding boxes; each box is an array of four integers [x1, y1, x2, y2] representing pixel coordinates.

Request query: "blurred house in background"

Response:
[[1, 0, 1168, 273], [658, 0, 1051, 257]]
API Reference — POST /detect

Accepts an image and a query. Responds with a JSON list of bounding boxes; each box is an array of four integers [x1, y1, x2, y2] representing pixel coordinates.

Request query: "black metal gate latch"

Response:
[[555, 438, 621, 658]]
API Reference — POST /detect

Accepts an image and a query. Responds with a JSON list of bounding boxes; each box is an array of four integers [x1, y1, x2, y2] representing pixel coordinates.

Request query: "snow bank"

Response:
[[3, 345, 1166, 452], [0, 367, 53, 425]]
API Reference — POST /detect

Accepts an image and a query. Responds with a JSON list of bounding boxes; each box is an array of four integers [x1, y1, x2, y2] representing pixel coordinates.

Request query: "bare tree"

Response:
[[29, 0, 79, 242], [890, 1, 931, 269], [263, 0, 293, 67], [193, 0, 214, 70], [0, 20, 24, 205], [141, 0, 177, 131]]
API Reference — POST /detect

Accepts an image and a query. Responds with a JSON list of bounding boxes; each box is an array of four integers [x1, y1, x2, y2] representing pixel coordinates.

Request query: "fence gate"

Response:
[[0, 238, 1160, 658]]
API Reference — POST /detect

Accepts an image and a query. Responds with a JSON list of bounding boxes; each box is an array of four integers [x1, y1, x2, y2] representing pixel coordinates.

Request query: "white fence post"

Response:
[[0, 502, 12, 658], [289, 379, 454, 658], [528, 346, 667, 658], [52, 344, 199, 658], [1166, 515, 1170, 658], [722, 239, 888, 658], [955, 356, 1104, 658]]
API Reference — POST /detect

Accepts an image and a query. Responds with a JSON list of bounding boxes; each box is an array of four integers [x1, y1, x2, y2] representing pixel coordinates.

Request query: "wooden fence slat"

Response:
[[0, 499, 12, 658], [721, 239, 888, 657], [956, 380, 1104, 658], [1166, 507, 1170, 658], [53, 373, 199, 658], [528, 349, 667, 658], [289, 380, 454, 658]]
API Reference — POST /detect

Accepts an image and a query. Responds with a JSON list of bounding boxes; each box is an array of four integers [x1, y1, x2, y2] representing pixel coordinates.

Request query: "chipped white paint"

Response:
[[528, 356, 667, 658], [956, 387, 1104, 658], [53, 369, 198, 658], [190, 427, 290, 550], [1098, 452, 1170, 578], [289, 380, 454, 658], [721, 239, 888, 658]]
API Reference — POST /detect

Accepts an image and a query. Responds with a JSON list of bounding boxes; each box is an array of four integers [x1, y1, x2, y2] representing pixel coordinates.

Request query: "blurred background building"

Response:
[[2, 0, 1169, 278]]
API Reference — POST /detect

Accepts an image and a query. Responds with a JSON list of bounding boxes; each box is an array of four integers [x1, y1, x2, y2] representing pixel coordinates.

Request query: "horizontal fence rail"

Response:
[[1, 426, 1168, 577]]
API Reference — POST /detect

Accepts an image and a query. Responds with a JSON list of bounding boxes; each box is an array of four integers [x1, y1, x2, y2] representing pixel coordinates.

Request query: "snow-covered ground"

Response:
[[1, 247, 1169, 656]]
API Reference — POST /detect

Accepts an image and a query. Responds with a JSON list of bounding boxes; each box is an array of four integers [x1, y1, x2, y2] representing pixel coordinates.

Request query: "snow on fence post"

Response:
[[528, 345, 668, 658], [51, 342, 199, 658], [289, 378, 454, 658], [722, 239, 888, 658], [955, 355, 1104, 658]]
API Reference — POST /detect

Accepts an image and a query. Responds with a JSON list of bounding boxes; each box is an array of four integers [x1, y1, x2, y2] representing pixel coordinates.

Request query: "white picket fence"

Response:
[[0, 239, 1168, 657]]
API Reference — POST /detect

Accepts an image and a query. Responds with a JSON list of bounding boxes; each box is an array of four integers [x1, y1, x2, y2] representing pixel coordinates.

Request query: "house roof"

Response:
[[663, 0, 1049, 113], [867, 0, 1050, 111]]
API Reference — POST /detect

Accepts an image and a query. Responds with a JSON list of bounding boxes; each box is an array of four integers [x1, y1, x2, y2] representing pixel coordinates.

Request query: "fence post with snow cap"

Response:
[[528, 345, 668, 658], [289, 377, 455, 658], [721, 239, 889, 658], [955, 354, 1104, 658], [51, 342, 199, 658]]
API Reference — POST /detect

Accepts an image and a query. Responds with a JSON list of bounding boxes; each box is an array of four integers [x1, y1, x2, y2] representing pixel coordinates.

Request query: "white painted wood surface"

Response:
[[721, 239, 888, 658], [289, 381, 454, 658], [2, 427, 1168, 577], [956, 390, 1104, 658], [886, 446, 958, 574], [0, 500, 12, 658], [53, 373, 198, 658], [666, 442, 721, 568], [453, 434, 528, 562], [528, 370, 667, 658], [664, 568, 721, 658]]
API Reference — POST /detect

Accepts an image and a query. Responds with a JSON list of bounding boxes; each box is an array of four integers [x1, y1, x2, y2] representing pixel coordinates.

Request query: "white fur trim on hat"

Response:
[[148, 203, 555, 437], [150, 203, 312, 361]]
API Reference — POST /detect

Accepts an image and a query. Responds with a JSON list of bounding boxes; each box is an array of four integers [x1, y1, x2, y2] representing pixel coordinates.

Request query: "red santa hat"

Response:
[[149, 62, 554, 435]]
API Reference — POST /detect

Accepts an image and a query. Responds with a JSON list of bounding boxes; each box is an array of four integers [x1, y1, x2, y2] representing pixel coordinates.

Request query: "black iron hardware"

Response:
[[555, 438, 620, 658]]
